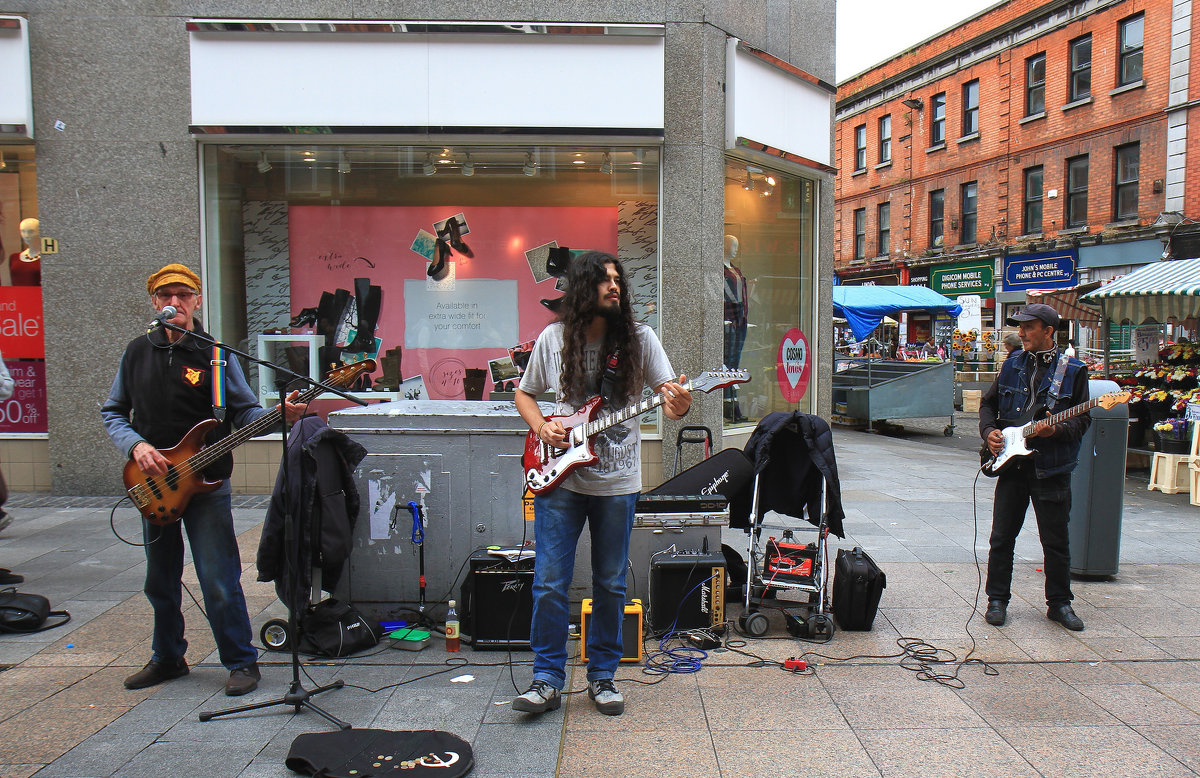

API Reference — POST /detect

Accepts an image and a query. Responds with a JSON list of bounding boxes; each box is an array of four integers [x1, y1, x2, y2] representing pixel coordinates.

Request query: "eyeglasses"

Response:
[[154, 291, 196, 301]]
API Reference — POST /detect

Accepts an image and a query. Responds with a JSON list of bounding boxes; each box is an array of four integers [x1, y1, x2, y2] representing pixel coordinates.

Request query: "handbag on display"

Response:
[[0, 587, 72, 633]]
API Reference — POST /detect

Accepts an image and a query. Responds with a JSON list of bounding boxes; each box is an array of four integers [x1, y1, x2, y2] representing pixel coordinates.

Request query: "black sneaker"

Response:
[[124, 658, 189, 690], [588, 679, 624, 715], [512, 680, 561, 713]]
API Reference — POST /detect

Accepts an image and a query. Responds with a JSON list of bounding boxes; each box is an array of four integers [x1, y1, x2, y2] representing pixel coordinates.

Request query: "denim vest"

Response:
[[995, 349, 1087, 477]]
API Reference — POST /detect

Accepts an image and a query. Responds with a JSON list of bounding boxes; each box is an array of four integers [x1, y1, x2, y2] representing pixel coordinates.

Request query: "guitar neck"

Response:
[[581, 382, 691, 440], [1023, 397, 1100, 438], [185, 381, 326, 473]]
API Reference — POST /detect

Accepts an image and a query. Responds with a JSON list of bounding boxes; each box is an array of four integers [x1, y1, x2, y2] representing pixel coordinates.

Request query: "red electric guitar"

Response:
[[523, 369, 750, 494]]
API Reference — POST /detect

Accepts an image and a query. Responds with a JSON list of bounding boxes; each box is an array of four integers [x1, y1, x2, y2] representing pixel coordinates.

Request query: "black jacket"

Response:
[[729, 411, 846, 538], [257, 416, 367, 614]]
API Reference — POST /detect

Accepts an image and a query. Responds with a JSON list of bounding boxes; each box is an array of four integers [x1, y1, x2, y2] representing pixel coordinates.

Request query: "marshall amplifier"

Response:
[[460, 550, 534, 649], [648, 551, 726, 635]]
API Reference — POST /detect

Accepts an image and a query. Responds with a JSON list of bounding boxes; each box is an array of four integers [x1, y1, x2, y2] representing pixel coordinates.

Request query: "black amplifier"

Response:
[[460, 550, 533, 650], [648, 551, 726, 635]]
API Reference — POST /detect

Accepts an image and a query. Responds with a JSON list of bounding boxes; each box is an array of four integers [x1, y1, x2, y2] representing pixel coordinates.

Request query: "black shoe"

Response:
[[124, 658, 189, 690], [428, 239, 450, 280], [0, 568, 23, 584], [289, 306, 319, 328], [1047, 604, 1084, 631], [225, 663, 261, 696], [984, 600, 1007, 626]]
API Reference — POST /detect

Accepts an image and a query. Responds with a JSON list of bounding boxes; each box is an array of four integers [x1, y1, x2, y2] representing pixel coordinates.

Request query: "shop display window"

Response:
[[722, 159, 817, 426], [0, 143, 44, 434], [200, 143, 660, 415]]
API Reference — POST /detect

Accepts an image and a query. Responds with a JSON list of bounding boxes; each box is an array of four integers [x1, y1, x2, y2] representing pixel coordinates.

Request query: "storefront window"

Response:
[[200, 143, 660, 412], [722, 159, 817, 427], [0, 143, 43, 435]]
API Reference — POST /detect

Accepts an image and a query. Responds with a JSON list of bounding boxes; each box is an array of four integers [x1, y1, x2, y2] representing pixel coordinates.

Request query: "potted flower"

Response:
[[1152, 418, 1192, 454]]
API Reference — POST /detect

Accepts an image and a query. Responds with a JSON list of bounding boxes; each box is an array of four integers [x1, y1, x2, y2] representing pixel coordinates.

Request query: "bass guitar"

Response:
[[523, 369, 750, 494], [124, 360, 375, 525], [981, 391, 1130, 477]]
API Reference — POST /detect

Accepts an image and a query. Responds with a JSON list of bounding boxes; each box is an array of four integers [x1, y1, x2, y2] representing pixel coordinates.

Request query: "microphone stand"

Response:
[[165, 320, 367, 730]]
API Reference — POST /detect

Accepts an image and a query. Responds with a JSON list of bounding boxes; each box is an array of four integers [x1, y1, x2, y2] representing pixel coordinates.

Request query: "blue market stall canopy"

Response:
[[1081, 257, 1200, 324], [833, 286, 963, 341]]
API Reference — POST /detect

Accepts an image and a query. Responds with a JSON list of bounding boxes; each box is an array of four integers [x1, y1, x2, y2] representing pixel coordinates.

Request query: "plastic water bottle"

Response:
[[445, 600, 460, 652]]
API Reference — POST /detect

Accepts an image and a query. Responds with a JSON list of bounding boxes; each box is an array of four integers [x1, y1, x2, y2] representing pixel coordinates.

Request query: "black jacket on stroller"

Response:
[[257, 415, 368, 615], [728, 411, 845, 539]]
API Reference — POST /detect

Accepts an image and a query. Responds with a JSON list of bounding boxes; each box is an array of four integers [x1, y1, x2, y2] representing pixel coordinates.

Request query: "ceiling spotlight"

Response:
[[631, 149, 646, 166], [337, 152, 351, 175], [600, 152, 613, 175], [302, 149, 317, 163], [462, 154, 474, 176], [256, 152, 272, 174], [423, 154, 436, 176], [523, 153, 537, 177], [743, 171, 755, 192], [765, 175, 777, 187], [0, 151, 6, 170]]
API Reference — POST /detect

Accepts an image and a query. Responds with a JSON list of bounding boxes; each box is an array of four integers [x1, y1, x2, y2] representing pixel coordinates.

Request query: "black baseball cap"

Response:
[[1006, 303, 1060, 329]]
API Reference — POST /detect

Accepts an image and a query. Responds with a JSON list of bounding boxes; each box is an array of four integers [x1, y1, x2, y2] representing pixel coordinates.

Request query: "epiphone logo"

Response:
[[701, 470, 731, 495]]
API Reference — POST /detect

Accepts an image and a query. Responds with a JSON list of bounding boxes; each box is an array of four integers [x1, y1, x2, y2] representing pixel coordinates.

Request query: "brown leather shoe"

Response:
[[225, 663, 261, 696], [124, 658, 189, 690]]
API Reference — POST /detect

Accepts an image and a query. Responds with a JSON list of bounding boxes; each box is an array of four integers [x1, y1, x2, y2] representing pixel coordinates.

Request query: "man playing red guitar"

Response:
[[979, 303, 1089, 632], [101, 264, 307, 695], [512, 251, 691, 716]]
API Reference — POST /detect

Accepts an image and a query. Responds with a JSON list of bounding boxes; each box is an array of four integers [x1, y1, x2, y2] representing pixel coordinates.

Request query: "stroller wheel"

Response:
[[261, 618, 292, 651], [740, 611, 770, 638]]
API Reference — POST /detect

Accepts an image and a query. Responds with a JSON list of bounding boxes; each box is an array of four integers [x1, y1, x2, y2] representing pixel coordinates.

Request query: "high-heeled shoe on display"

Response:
[[443, 216, 473, 257], [428, 238, 451, 281]]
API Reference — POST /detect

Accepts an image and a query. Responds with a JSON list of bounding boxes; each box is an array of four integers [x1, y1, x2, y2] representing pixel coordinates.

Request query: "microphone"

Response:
[[149, 305, 177, 330]]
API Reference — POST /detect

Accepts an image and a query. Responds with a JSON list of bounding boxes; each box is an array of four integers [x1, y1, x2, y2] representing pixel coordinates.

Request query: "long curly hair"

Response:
[[558, 251, 642, 407]]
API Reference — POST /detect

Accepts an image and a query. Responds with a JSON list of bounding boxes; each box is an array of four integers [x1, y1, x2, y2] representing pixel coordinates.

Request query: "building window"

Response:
[[878, 115, 892, 164], [0, 143, 43, 437], [1114, 143, 1140, 219], [929, 189, 945, 248], [930, 93, 946, 146], [962, 80, 979, 136], [961, 182, 978, 244], [1069, 35, 1092, 101], [1026, 54, 1046, 115], [853, 208, 866, 258], [1023, 166, 1043, 234], [877, 202, 890, 256], [1118, 13, 1144, 87], [1066, 155, 1089, 227], [854, 124, 866, 171]]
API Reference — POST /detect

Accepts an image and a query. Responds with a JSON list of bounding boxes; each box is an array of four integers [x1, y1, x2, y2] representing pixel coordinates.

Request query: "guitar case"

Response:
[[646, 447, 754, 503]]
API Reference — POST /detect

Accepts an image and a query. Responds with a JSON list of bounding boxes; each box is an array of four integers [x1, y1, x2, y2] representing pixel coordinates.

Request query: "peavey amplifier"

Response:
[[460, 550, 533, 649], [648, 550, 725, 635]]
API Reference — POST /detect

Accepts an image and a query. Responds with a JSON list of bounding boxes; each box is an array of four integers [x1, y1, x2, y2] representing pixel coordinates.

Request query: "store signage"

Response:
[[838, 270, 900, 286], [1133, 325, 1160, 365], [40, 237, 58, 254], [1002, 250, 1077, 291], [907, 269, 930, 287], [0, 359, 47, 434], [776, 327, 811, 403], [931, 261, 993, 298], [0, 286, 44, 359]]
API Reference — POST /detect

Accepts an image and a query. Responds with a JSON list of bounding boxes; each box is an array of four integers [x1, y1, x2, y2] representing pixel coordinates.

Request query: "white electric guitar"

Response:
[[981, 391, 1131, 477], [523, 370, 750, 494]]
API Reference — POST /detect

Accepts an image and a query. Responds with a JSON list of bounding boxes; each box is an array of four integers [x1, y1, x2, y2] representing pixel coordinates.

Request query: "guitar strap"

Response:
[[1047, 352, 1070, 402], [599, 346, 622, 408], [210, 345, 227, 422]]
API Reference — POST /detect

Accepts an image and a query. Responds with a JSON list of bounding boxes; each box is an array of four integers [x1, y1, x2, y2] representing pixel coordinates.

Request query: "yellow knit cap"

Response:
[[146, 263, 201, 295]]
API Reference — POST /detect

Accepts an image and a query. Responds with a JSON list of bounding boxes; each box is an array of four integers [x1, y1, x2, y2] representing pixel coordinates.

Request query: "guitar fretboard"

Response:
[[1022, 396, 1103, 438], [577, 381, 695, 442]]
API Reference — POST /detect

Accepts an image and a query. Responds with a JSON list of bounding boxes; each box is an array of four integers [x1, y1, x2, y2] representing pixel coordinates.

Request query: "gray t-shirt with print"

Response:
[[519, 322, 675, 496]]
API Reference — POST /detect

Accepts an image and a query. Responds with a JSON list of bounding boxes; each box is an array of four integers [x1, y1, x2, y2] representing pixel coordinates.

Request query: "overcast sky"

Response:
[[836, 0, 1001, 82]]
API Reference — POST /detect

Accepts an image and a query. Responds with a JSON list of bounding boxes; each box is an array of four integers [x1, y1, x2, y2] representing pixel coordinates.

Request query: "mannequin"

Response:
[[8, 218, 41, 286], [723, 235, 749, 420]]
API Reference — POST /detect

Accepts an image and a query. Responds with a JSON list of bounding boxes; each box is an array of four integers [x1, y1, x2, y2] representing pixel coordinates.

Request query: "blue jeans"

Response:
[[530, 488, 637, 690], [142, 489, 258, 670]]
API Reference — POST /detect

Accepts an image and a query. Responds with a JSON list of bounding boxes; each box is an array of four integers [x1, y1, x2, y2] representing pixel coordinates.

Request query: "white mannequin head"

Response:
[[19, 218, 39, 251], [723, 234, 739, 267]]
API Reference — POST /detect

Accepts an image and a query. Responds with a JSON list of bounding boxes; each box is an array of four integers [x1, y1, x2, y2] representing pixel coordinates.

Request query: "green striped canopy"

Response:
[[1081, 257, 1200, 324]]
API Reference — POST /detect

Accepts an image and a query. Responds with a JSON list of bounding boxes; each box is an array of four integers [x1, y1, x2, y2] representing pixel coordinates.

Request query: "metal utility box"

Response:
[[330, 400, 544, 621], [1068, 379, 1129, 577]]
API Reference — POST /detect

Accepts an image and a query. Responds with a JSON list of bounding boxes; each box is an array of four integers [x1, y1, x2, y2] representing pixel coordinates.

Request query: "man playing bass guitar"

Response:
[[512, 251, 691, 716], [101, 263, 307, 695], [979, 303, 1089, 632]]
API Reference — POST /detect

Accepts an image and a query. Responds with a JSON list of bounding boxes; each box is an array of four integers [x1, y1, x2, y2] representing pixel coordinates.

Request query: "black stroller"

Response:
[[729, 411, 846, 638]]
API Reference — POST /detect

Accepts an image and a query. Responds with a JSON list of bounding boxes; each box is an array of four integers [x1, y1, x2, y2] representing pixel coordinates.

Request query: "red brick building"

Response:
[[835, 0, 1198, 345]]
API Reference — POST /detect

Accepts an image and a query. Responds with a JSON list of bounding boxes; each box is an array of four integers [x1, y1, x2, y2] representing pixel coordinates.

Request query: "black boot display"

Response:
[[344, 277, 382, 353]]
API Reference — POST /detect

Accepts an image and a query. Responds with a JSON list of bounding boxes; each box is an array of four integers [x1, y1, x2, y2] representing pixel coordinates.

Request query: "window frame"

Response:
[[1118, 13, 1144, 87], [1023, 166, 1043, 235], [960, 181, 978, 245], [1069, 34, 1092, 102], [929, 189, 945, 248], [854, 124, 867, 171], [930, 93, 946, 146], [877, 201, 890, 256], [1066, 155, 1089, 228], [1114, 143, 1140, 220], [961, 80, 979, 136], [878, 114, 892, 164], [853, 207, 866, 259], [1026, 53, 1046, 116]]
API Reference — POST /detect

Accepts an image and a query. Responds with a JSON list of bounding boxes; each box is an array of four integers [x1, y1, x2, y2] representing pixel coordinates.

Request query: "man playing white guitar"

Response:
[[979, 303, 1089, 632], [512, 251, 690, 717]]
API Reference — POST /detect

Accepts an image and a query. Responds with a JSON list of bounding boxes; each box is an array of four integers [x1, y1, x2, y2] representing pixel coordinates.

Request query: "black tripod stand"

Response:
[[165, 322, 368, 729]]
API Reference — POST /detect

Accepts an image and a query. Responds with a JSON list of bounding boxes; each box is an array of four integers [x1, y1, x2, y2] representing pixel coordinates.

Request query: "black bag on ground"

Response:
[[832, 547, 885, 631], [0, 587, 71, 633], [297, 598, 379, 657]]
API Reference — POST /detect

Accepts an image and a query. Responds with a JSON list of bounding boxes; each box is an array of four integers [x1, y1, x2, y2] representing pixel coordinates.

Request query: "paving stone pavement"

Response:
[[0, 424, 1197, 777]]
